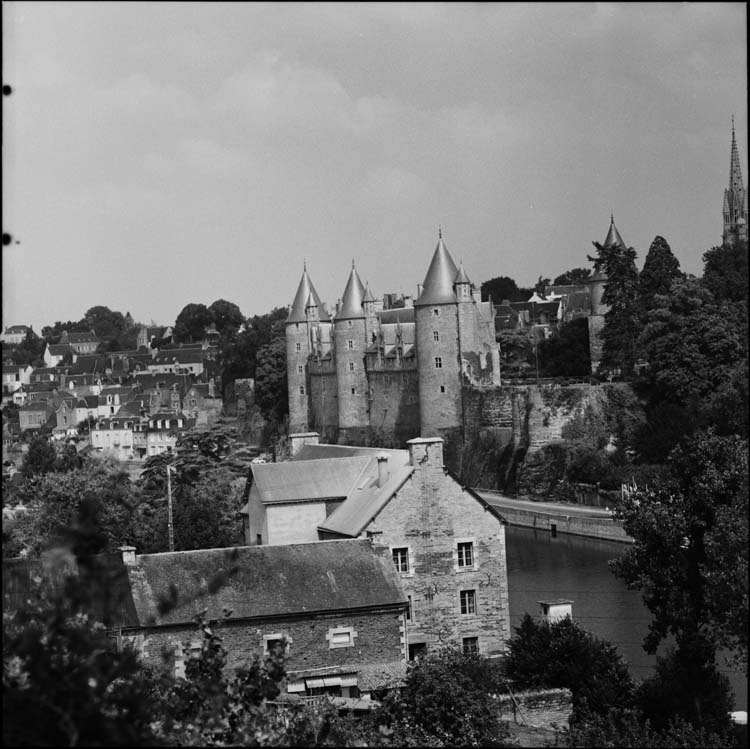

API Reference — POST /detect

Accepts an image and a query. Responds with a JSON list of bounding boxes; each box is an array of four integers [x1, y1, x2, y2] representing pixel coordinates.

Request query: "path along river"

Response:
[[504, 524, 747, 712]]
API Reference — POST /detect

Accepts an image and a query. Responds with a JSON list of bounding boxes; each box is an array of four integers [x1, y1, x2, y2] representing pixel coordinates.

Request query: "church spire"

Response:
[[723, 117, 748, 247]]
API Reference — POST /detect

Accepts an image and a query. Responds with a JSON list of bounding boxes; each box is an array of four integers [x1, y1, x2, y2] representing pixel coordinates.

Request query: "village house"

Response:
[[43, 342, 75, 367], [73, 394, 100, 425], [132, 372, 194, 413], [18, 399, 54, 432], [60, 330, 101, 355], [3, 540, 408, 701], [97, 385, 134, 419], [144, 412, 193, 456], [137, 325, 173, 350], [2, 364, 32, 397], [0, 324, 33, 345], [241, 433, 511, 660], [182, 380, 222, 425], [53, 397, 80, 439], [148, 349, 205, 377], [90, 415, 138, 459]]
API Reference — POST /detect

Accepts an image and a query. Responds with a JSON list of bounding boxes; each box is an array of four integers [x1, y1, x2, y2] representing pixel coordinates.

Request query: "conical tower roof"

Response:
[[336, 263, 366, 320], [454, 262, 471, 285], [288, 265, 329, 323], [415, 232, 459, 306], [363, 282, 376, 304], [603, 214, 625, 249], [728, 119, 745, 196]]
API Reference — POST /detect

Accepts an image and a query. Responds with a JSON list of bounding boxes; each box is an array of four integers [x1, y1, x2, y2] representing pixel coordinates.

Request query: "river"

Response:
[[504, 524, 747, 712]]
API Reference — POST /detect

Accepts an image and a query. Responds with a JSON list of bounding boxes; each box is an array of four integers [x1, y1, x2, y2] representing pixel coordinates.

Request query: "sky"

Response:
[[2, 2, 747, 333]]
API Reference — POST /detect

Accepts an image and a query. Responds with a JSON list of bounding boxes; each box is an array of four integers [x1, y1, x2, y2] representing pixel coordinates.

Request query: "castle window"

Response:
[[440, 385, 446, 393], [351, 387, 356, 395], [347, 340, 354, 350], [296, 343, 301, 351], [348, 320, 353, 327], [433, 331, 439, 341], [460, 589, 477, 615], [299, 385, 305, 395], [297, 365, 303, 374], [435, 357, 442, 369], [433, 309, 440, 316], [349, 362, 355, 371]]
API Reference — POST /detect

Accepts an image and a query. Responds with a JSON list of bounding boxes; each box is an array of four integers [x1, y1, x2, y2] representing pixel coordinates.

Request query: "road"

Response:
[[475, 489, 616, 519]]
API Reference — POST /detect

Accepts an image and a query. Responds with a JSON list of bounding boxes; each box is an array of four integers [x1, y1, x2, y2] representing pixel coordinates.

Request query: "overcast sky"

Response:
[[2, 2, 747, 332]]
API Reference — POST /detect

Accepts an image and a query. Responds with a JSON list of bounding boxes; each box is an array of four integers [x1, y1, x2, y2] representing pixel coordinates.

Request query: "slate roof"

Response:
[[602, 217, 625, 249], [64, 331, 100, 343], [252, 457, 371, 503], [128, 540, 407, 627], [4, 325, 30, 334], [336, 265, 366, 320], [47, 343, 74, 356], [288, 267, 330, 323], [378, 307, 415, 325], [292, 444, 410, 465], [415, 235, 459, 306]]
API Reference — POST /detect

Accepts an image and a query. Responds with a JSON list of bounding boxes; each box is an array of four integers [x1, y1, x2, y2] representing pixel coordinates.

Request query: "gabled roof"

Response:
[[288, 266, 330, 323], [415, 234, 459, 306], [252, 456, 371, 503], [128, 540, 407, 627], [336, 265, 366, 320]]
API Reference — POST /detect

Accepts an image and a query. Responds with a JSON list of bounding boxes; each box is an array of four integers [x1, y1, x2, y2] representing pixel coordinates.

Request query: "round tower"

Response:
[[414, 231, 462, 438], [286, 264, 327, 433], [333, 263, 370, 441]]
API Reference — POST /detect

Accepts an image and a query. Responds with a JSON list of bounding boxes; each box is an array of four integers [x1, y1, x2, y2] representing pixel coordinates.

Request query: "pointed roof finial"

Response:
[[352, 258, 355, 269], [732, 114, 735, 132], [438, 226, 442, 240], [303, 258, 307, 271], [610, 213, 614, 225]]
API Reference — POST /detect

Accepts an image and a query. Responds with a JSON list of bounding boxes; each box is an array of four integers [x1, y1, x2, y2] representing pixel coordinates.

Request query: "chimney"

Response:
[[289, 431, 320, 457], [407, 437, 444, 468], [376, 452, 389, 487], [538, 599, 573, 624], [119, 545, 137, 566]]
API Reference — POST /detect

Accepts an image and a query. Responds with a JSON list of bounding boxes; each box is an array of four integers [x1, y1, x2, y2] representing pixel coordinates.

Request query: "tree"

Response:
[[7, 329, 44, 367], [702, 240, 749, 304], [636, 278, 745, 405], [497, 328, 533, 378], [83, 305, 126, 344], [173, 303, 213, 344], [20, 434, 57, 478], [637, 236, 682, 319], [376, 647, 510, 746], [553, 267, 592, 286], [611, 431, 747, 730], [254, 337, 289, 423], [480, 275, 533, 304], [208, 299, 244, 338], [588, 239, 640, 374], [538, 317, 591, 377], [504, 613, 634, 721]]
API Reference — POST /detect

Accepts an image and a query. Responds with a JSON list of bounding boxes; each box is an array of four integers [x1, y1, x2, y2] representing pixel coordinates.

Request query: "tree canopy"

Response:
[[637, 236, 683, 317], [553, 267, 592, 286], [480, 275, 533, 304], [173, 303, 213, 344]]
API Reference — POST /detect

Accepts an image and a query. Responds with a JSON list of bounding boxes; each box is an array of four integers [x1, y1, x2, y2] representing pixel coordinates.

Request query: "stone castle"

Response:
[[286, 233, 500, 445]]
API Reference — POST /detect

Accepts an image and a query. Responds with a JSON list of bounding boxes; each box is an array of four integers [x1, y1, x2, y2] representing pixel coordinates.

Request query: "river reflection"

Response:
[[504, 525, 746, 711]]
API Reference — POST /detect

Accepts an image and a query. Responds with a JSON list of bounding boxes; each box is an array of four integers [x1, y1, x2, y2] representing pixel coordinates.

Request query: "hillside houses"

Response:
[[1, 324, 33, 345]]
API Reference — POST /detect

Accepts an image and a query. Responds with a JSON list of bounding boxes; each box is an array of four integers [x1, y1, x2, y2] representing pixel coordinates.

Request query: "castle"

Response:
[[286, 233, 500, 445], [722, 118, 748, 247]]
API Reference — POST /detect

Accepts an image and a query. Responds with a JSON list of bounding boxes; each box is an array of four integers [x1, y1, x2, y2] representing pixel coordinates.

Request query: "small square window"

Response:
[[392, 547, 409, 573], [457, 541, 474, 568], [462, 636, 479, 655], [460, 589, 476, 615], [435, 357, 442, 369], [327, 626, 357, 649], [433, 309, 440, 316]]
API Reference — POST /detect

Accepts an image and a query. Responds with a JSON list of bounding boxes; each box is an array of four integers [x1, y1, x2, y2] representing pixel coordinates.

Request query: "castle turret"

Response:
[[723, 118, 748, 247], [334, 263, 370, 440], [414, 231, 462, 437], [286, 264, 329, 432]]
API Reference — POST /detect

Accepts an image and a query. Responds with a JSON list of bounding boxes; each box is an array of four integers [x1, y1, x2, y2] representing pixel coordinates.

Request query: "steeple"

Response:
[[337, 263, 366, 320], [723, 117, 748, 247], [288, 266, 329, 323], [415, 231, 459, 306]]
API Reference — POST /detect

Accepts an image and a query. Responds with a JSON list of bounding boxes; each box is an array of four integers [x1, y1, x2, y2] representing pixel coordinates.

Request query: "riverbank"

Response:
[[477, 491, 633, 544]]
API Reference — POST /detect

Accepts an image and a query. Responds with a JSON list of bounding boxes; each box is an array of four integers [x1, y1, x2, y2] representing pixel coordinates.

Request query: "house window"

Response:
[[349, 362, 355, 371], [435, 357, 442, 369], [296, 343, 301, 351], [433, 330, 439, 341], [460, 589, 476, 615], [263, 633, 290, 655], [457, 541, 474, 568], [256, 534, 262, 546], [462, 637, 479, 655], [326, 626, 357, 649], [299, 385, 305, 395], [347, 340, 354, 350], [297, 365, 303, 374], [408, 642, 427, 660], [392, 547, 409, 573]]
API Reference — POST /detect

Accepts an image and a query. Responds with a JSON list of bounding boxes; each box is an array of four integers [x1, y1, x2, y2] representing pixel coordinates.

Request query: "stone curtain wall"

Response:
[[367, 369, 420, 446], [496, 687, 573, 730]]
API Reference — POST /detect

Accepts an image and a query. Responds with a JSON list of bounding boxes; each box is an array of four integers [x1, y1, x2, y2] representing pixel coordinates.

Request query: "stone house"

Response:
[[144, 412, 193, 456], [241, 434, 511, 659], [90, 416, 138, 459], [60, 330, 101, 356], [2, 364, 33, 396], [18, 399, 53, 432], [4, 540, 408, 700], [1, 324, 32, 345], [148, 349, 205, 376], [44, 342, 75, 367], [183, 381, 222, 425]]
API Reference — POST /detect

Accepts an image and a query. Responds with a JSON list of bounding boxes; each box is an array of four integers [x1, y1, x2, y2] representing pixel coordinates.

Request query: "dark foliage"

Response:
[[553, 267, 592, 286], [538, 317, 591, 377], [480, 275, 534, 304]]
